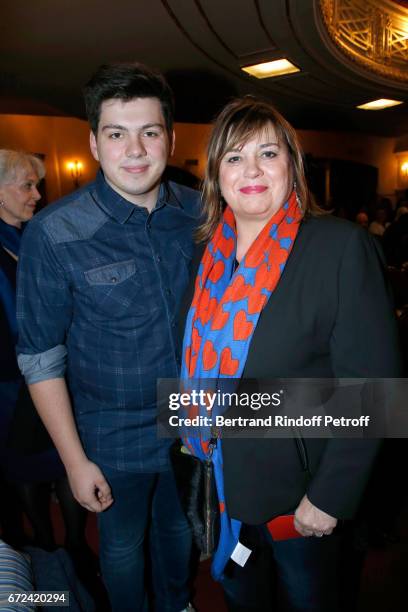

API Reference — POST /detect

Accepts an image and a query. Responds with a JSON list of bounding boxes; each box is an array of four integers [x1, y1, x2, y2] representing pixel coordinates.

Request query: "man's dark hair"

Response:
[[83, 62, 174, 135]]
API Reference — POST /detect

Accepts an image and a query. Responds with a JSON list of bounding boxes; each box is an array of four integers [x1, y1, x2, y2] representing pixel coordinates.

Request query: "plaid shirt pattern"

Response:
[[16, 171, 200, 472]]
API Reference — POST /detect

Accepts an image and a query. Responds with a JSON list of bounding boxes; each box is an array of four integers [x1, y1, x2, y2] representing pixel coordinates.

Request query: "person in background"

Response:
[[355, 210, 369, 229], [179, 97, 402, 611], [0, 149, 91, 572], [368, 208, 388, 237], [16, 64, 199, 612], [369, 198, 392, 238]]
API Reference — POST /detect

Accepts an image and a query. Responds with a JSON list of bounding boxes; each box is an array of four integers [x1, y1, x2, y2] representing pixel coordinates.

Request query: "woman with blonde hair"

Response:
[[0, 150, 92, 578]]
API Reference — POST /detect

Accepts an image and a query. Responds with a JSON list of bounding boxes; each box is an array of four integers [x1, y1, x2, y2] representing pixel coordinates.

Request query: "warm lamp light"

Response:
[[241, 59, 300, 79], [356, 99, 403, 110], [66, 160, 83, 188], [396, 152, 408, 188]]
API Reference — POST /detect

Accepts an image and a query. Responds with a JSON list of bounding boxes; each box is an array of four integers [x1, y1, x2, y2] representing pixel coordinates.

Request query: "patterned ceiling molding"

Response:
[[318, 0, 408, 83]]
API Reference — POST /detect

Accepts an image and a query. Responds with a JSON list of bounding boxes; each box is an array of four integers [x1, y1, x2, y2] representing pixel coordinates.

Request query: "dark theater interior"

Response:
[[1, 1, 408, 610]]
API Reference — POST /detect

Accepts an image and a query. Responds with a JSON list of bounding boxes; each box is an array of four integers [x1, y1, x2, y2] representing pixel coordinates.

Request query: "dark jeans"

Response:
[[222, 525, 341, 612], [97, 467, 192, 612]]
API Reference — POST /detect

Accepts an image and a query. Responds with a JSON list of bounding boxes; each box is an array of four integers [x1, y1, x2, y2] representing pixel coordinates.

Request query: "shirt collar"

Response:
[[157, 181, 183, 209], [93, 170, 182, 224]]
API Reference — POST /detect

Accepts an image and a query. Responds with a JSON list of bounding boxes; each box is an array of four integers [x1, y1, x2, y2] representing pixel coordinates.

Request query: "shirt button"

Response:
[[147, 223, 152, 230], [156, 254, 162, 262], [111, 276, 118, 283], [166, 288, 171, 296]]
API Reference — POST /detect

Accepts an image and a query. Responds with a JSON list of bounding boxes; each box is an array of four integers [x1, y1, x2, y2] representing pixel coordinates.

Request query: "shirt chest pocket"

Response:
[[84, 259, 146, 318]]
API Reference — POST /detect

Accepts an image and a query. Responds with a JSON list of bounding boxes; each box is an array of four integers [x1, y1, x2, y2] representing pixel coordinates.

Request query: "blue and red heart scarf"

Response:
[[181, 191, 302, 579]]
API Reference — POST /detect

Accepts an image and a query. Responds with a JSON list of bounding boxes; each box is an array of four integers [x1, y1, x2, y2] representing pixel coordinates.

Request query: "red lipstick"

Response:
[[239, 185, 267, 194]]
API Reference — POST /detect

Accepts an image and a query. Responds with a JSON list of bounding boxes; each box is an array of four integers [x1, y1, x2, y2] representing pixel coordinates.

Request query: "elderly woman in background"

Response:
[[179, 99, 401, 611], [0, 150, 92, 575]]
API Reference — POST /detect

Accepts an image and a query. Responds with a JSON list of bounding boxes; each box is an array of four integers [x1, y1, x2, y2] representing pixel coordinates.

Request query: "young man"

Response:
[[16, 63, 199, 612]]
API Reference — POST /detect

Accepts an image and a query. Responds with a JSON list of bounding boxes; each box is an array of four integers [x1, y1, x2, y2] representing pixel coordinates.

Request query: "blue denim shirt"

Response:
[[16, 171, 200, 472]]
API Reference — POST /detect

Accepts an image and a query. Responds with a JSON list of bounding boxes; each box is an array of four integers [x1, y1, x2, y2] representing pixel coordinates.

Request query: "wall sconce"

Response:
[[66, 160, 83, 189], [394, 137, 408, 189], [396, 154, 408, 188]]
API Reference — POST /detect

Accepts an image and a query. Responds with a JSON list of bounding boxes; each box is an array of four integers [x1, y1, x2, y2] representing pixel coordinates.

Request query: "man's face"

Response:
[[90, 97, 174, 210]]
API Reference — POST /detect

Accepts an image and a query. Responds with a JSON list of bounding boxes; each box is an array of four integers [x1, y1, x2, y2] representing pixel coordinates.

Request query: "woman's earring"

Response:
[[293, 181, 301, 209], [0, 200, 4, 207]]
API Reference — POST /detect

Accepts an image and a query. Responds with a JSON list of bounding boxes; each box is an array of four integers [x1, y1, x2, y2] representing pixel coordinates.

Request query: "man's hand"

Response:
[[294, 494, 337, 537], [68, 459, 113, 513], [27, 379, 113, 513]]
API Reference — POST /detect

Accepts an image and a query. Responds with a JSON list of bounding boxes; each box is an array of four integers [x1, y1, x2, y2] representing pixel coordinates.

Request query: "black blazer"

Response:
[[179, 215, 402, 524]]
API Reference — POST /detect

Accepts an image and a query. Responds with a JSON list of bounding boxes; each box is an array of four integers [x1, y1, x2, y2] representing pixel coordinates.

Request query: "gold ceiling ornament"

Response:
[[318, 0, 408, 83]]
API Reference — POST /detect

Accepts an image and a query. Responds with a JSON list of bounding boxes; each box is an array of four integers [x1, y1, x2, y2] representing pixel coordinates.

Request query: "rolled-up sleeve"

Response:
[[17, 344, 67, 384], [16, 219, 72, 384]]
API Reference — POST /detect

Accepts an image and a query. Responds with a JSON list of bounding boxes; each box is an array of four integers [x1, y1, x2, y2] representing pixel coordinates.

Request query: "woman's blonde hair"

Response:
[[198, 96, 321, 242], [0, 150, 45, 186]]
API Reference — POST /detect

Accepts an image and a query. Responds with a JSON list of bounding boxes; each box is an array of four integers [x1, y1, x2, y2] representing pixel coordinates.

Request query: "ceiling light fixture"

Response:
[[356, 99, 403, 110], [241, 59, 300, 79]]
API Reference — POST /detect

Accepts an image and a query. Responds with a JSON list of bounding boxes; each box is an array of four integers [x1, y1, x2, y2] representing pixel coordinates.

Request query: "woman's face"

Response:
[[0, 166, 41, 227], [218, 123, 293, 226]]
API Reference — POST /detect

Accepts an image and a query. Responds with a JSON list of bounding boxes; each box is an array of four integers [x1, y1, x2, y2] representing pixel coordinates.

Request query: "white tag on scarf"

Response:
[[230, 541, 252, 567]]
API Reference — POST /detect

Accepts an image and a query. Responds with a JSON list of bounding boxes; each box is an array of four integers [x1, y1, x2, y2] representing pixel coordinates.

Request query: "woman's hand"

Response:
[[294, 494, 337, 537]]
